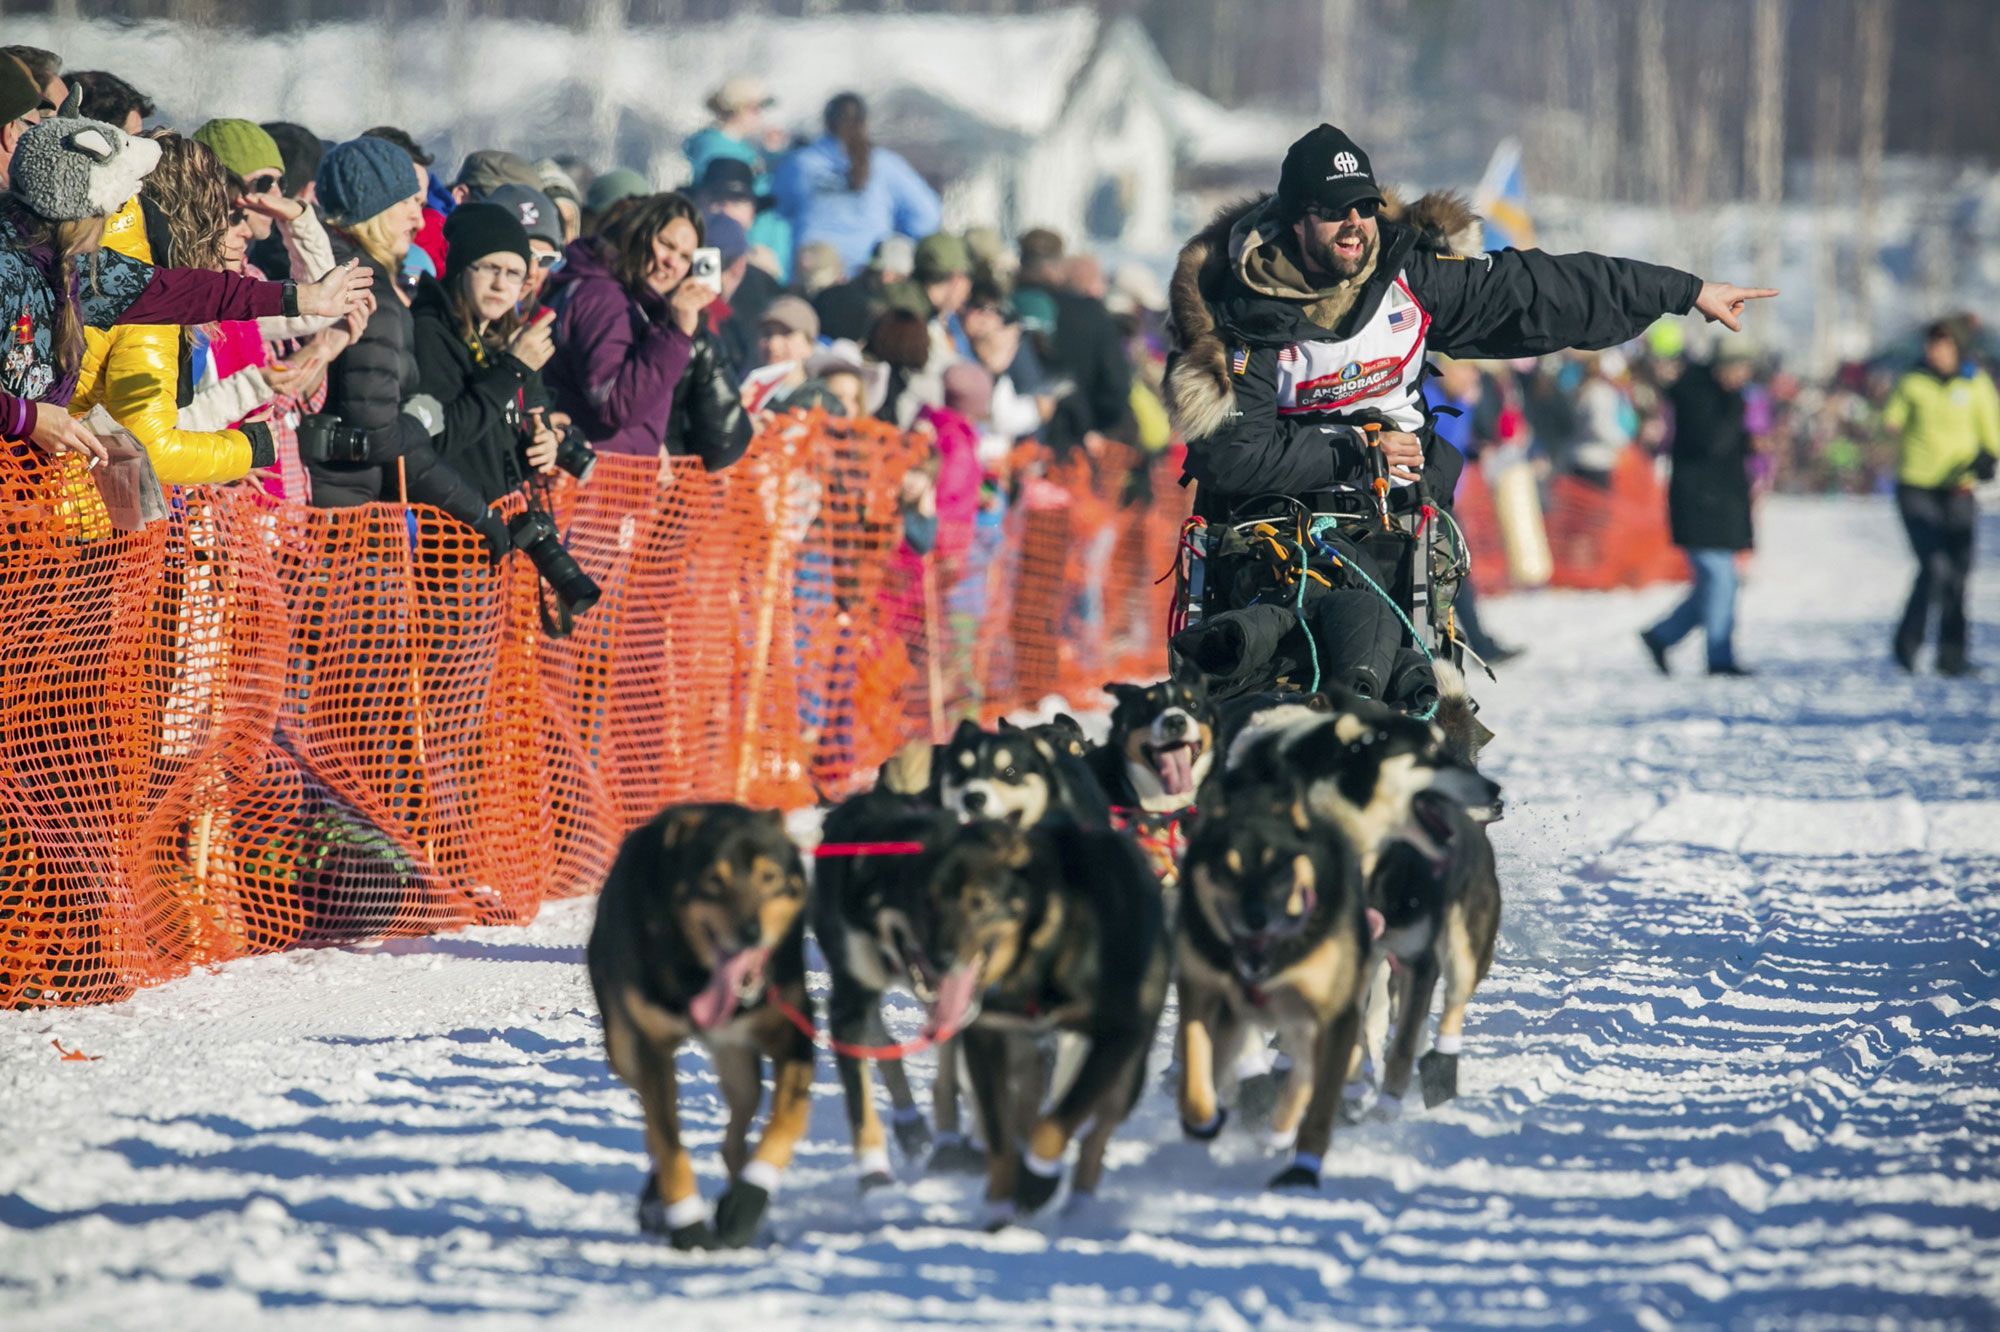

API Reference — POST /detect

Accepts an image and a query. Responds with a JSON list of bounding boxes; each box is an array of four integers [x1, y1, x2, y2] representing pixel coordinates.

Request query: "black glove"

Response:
[[1974, 453, 1997, 483], [474, 510, 511, 566]]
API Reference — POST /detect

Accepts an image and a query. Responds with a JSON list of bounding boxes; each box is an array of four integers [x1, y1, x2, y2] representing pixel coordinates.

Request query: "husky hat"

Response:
[[10, 86, 162, 222]]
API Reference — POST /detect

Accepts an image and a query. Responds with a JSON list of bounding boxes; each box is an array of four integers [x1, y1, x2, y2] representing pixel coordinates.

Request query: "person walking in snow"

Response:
[[1640, 342, 1761, 678], [1882, 318, 2000, 677]]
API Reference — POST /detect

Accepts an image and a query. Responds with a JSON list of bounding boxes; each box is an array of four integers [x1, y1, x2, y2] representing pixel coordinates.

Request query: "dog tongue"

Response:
[[690, 948, 763, 1030], [1366, 908, 1385, 941], [1155, 744, 1196, 796], [923, 963, 982, 1041]]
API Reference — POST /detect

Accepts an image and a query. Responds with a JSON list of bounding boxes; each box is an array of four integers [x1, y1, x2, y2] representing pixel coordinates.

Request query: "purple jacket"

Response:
[[543, 238, 694, 456]]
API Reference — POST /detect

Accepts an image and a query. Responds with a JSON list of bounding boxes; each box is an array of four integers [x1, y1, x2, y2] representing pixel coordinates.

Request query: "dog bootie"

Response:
[[1014, 1151, 1063, 1214], [1420, 1049, 1459, 1107], [1181, 1106, 1228, 1141], [638, 1172, 716, 1250], [927, 1132, 986, 1174], [1267, 1154, 1321, 1191], [713, 1167, 775, 1248], [893, 1109, 934, 1160]]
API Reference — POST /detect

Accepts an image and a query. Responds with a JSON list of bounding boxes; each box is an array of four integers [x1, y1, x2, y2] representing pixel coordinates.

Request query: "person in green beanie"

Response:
[[582, 168, 647, 234]]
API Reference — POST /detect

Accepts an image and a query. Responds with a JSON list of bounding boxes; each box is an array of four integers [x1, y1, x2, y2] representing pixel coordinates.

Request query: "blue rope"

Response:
[[1290, 539, 1320, 694]]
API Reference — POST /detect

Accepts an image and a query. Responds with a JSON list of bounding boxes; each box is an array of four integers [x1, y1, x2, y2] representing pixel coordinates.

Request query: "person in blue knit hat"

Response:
[[302, 135, 499, 547]]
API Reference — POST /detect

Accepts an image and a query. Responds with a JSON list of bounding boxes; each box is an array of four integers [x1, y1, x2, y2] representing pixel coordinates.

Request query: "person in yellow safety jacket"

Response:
[[1882, 318, 2000, 676], [70, 194, 274, 484]]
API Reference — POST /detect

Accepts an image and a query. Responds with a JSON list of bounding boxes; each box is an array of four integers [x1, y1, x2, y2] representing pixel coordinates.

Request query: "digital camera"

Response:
[[507, 507, 601, 617], [295, 414, 369, 465], [551, 423, 597, 483]]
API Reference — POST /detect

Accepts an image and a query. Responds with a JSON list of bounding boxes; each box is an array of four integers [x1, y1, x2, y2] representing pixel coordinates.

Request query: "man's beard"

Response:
[[1304, 227, 1377, 282]]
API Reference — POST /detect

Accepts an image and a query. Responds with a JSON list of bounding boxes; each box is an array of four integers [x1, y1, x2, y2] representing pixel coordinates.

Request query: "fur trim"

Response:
[[1398, 188, 1484, 257], [1164, 195, 1262, 443], [1165, 189, 1484, 444]]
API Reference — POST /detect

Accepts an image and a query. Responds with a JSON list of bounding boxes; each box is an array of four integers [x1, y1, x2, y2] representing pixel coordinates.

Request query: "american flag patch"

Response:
[[1229, 347, 1249, 376], [1278, 344, 1301, 363], [1388, 307, 1419, 333]]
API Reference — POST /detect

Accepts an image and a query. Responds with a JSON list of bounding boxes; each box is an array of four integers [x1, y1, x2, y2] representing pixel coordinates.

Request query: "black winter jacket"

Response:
[[1167, 191, 1702, 518], [664, 327, 753, 470], [1019, 279, 1133, 453], [1664, 362, 1754, 551], [308, 243, 422, 508], [410, 276, 543, 506], [306, 241, 504, 543]]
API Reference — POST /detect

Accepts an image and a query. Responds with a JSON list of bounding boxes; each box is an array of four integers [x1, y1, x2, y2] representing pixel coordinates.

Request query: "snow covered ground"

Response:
[[4, 495, 1998, 1331]]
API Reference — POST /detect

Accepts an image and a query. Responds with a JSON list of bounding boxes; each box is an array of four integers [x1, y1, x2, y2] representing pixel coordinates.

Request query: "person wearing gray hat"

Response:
[[452, 148, 541, 206], [484, 182, 565, 306]]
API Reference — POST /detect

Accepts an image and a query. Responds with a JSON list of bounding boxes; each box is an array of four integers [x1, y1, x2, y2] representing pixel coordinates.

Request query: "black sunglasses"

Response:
[[242, 174, 281, 196], [1305, 199, 1381, 222]]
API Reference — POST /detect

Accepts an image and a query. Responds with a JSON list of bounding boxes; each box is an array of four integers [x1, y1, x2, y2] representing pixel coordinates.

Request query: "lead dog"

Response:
[[588, 803, 813, 1250], [811, 788, 962, 1186], [914, 819, 1169, 1220], [1175, 792, 1377, 1190]]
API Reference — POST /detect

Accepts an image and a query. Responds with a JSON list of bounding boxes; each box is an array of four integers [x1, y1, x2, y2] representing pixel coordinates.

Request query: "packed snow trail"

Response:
[[3, 496, 1998, 1331]]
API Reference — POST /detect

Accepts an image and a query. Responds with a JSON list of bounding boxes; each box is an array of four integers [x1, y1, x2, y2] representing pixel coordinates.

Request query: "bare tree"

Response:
[[1635, 0, 1675, 205], [1318, 0, 1356, 121], [1746, 0, 1787, 334], [1855, 0, 1892, 340]]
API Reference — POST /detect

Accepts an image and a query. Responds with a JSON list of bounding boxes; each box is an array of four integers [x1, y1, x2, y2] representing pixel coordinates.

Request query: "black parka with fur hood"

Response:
[[1167, 190, 1701, 517]]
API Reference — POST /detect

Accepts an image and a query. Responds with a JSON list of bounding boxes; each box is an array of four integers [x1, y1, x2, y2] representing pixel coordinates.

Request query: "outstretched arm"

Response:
[[1414, 246, 1766, 360]]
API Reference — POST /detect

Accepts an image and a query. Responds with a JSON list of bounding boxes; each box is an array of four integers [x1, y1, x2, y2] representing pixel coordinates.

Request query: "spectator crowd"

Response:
[[0, 51, 1174, 634]]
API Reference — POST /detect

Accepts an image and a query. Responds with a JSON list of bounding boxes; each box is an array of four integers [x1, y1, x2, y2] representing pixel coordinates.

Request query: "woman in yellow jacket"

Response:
[[70, 137, 274, 485], [1882, 320, 2000, 676]]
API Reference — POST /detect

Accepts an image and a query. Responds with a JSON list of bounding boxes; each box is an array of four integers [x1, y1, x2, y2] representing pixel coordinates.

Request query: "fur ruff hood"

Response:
[[1166, 188, 1483, 443]]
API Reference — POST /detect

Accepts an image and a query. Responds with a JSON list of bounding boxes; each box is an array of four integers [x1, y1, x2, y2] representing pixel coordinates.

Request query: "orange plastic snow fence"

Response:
[[1452, 451, 1684, 594], [0, 420, 1191, 1008]]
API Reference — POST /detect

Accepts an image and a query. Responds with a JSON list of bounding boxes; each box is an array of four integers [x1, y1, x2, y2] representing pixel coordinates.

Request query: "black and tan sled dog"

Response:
[[916, 819, 1170, 1220], [1175, 793, 1377, 1191], [588, 803, 814, 1250], [811, 788, 962, 1186]]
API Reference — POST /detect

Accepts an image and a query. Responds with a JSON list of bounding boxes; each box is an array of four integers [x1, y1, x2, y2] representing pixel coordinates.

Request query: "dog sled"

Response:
[[1164, 430, 1479, 719]]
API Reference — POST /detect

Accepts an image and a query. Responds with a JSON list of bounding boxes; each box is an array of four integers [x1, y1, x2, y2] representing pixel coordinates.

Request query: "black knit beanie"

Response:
[[442, 202, 532, 286]]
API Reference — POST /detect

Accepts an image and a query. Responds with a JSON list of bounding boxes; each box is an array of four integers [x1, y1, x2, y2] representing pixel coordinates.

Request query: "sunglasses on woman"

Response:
[[241, 173, 282, 196]]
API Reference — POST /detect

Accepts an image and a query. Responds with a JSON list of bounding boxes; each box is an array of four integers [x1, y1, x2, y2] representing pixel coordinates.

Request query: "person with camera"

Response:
[[545, 192, 739, 466], [411, 202, 599, 618], [301, 136, 508, 557]]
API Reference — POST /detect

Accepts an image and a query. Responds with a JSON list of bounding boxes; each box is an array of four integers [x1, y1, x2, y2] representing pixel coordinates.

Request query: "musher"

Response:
[[1164, 124, 1774, 704]]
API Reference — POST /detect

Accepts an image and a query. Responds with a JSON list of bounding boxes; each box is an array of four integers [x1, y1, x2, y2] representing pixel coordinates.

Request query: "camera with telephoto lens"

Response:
[[552, 423, 596, 482], [295, 413, 369, 464], [507, 506, 601, 616]]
